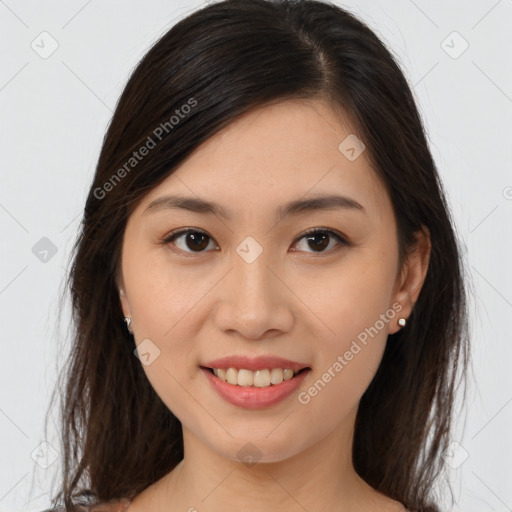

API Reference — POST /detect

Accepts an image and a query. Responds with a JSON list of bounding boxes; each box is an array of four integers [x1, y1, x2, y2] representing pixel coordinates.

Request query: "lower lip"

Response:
[[200, 367, 311, 410]]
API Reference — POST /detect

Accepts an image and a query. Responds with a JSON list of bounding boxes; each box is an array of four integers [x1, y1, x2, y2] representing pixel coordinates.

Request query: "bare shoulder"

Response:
[[91, 499, 131, 512], [366, 490, 407, 512], [42, 499, 130, 512]]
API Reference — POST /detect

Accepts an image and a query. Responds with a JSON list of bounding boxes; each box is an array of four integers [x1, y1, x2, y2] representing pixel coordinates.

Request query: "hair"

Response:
[[47, 1, 469, 511]]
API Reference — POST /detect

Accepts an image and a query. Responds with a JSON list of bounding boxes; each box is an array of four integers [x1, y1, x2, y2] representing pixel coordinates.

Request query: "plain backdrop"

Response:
[[1, 0, 511, 511]]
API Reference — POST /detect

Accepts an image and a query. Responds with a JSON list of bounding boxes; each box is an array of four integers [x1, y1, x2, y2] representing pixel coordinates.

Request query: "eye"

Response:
[[161, 227, 349, 256], [162, 228, 217, 255], [291, 227, 348, 254]]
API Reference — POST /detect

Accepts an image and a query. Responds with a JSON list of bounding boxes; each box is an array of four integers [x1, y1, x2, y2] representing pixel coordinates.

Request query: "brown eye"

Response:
[[163, 227, 348, 257], [292, 228, 348, 253], [163, 229, 216, 253]]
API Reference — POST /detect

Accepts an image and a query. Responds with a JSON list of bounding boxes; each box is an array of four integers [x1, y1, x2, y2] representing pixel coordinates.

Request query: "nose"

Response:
[[213, 248, 294, 340]]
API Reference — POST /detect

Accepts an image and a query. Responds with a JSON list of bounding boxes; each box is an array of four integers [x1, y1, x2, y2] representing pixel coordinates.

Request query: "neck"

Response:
[[136, 410, 400, 512]]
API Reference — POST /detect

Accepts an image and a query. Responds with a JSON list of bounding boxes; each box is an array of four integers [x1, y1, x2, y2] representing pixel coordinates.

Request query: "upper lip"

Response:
[[202, 355, 311, 372]]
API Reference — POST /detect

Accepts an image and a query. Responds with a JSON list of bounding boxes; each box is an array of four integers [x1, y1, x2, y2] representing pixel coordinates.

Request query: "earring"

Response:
[[124, 317, 133, 334], [398, 318, 407, 328]]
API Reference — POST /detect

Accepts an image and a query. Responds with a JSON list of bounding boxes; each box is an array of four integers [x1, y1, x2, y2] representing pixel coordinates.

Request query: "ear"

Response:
[[389, 227, 431, 334], [117, 275, 132, 319]]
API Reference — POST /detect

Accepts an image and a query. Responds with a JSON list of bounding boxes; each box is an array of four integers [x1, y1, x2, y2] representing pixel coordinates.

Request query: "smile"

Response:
[[200, 366, 311, 409], [206, 367, 308, 388]]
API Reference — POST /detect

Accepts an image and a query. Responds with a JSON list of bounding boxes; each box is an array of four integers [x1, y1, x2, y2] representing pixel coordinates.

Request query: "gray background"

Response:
[[1, 0, 511, 511]]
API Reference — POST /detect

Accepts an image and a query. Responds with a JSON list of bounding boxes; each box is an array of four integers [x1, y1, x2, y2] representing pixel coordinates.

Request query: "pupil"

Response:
[[308, 232, 328, 251], [187, 232, 209, 251]]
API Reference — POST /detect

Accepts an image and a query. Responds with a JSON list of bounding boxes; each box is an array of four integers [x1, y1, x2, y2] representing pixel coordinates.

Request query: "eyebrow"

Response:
[[143, 193, 365, 221]]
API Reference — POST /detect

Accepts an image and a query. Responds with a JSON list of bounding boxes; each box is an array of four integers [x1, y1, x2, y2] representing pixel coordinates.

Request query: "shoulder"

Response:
[[41, 499, 130, 512], [91, 501, 130, 512]]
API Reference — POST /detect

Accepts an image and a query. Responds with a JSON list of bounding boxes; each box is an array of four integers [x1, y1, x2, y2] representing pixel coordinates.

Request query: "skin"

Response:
[[117, 98, 430, 512]]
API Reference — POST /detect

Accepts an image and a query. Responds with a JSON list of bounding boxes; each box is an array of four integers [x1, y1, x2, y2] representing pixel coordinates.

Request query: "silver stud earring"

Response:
[[124, 317, 133, 334], [398, 318, 407, 328]]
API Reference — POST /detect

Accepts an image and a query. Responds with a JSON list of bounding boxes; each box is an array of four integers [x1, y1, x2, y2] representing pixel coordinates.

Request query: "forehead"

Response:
[[136, 99, 391, 221]]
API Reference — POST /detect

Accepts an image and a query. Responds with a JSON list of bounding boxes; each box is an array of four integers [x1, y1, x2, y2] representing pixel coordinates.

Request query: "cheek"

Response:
[[298, 253, 397, 417], [121, 243, 218, 407], [121, 250, 205, 419], [310, 251, 398, 344], [297, 308, 390, 432], [122, 239, 207, 338]]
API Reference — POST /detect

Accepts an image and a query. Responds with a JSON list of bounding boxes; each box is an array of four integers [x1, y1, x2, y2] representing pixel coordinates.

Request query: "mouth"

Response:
[[200, 364, 312, 409], [200, 366, 311, 388]]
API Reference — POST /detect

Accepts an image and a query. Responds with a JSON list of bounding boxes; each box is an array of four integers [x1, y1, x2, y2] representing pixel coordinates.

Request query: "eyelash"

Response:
[[161, 227, 349, 257]]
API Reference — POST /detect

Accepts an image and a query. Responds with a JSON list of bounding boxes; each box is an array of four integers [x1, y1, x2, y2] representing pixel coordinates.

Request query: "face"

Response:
[[118, 99, 426, 464]]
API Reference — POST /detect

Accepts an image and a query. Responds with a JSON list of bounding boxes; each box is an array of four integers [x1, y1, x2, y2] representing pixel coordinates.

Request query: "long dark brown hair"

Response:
[[47, 1, 469, 510]]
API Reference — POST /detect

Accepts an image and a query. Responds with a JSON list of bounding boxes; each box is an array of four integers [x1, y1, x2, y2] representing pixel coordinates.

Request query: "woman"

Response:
[[45, 0, 468, 511]]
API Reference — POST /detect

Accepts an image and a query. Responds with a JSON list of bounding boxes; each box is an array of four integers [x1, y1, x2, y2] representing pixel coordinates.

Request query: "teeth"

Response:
[[211, 367, 303, 387]]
